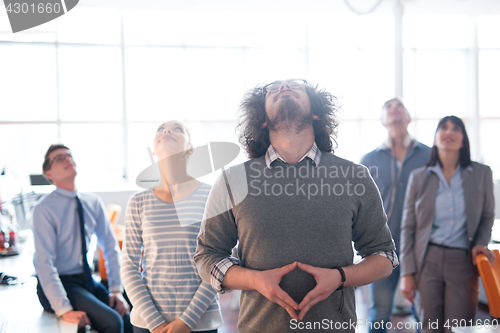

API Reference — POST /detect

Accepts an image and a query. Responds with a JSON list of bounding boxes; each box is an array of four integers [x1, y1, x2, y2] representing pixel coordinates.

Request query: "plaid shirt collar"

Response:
[[265, 142, 322, 169]]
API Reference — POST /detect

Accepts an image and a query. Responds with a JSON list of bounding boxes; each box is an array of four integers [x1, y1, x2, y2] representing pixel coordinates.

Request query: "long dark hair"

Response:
[[426, 115, 471, 168], [237, 82, 340, 158]]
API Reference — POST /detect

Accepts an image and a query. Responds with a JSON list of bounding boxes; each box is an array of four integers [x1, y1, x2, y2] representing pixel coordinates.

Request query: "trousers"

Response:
[[415, 244, 478, 333], [37, 275, 133, 333], [133, 327, 218, 333]]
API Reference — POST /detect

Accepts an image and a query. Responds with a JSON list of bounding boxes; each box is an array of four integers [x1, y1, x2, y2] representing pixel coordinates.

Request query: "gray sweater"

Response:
[[195, 152, 396, 333]]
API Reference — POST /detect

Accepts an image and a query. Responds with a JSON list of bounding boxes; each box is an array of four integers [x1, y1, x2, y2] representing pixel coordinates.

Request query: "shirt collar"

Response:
[[427, 164, 442, 175], [54, 186, 78, 198], [265, 142, 322, 169], [427, 164, 473, 175], [381, 134, 415, 150]]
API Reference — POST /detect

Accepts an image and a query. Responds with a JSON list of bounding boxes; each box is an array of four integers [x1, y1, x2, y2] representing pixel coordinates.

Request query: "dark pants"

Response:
[[133, 327, 217, 333], [37, 275, 133, 333]]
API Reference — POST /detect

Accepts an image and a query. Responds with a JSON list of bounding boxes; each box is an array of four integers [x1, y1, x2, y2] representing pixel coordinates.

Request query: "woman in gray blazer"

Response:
[[400, 116, 495, 333]]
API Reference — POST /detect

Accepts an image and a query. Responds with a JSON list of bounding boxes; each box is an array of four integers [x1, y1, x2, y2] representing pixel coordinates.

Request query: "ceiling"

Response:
[[79, 0, 500, 16]]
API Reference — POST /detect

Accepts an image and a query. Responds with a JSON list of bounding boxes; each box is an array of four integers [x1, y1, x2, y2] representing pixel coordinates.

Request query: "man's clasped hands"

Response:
[[250, 261, 344, 321]]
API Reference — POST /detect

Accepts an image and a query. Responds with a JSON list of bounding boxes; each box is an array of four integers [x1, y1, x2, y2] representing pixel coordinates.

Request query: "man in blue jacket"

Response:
[[361, 98, 431, 332]]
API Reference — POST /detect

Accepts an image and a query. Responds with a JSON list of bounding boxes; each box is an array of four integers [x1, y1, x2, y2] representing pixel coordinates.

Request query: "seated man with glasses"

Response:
[[33, 144, 132, 333], [195, 79, 398, 332]]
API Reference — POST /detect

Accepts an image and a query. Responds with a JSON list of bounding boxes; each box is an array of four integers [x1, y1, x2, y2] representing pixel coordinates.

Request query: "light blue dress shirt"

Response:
[[428, 165, 470, 249], [32, 187, 122, 316]]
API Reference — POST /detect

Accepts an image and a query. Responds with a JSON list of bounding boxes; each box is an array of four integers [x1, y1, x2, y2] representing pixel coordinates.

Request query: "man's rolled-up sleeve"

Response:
[[195, 170, 240, 291], [352, 165, 397, 262]]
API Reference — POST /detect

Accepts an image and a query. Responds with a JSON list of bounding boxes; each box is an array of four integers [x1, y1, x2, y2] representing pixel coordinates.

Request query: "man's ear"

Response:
[[45, 171, 53, 183], [312, 115, 319, 120], [261, 122, 268, 129]]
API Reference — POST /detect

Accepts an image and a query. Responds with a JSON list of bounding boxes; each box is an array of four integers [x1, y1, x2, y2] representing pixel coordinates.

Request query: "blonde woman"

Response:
[[122, 121, 223, 333]]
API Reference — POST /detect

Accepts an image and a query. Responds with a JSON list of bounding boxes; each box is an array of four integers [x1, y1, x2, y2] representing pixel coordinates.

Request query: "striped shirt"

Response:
[[122, 184, 223, 331]]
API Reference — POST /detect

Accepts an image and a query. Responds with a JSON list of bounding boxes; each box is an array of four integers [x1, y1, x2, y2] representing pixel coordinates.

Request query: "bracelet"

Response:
[[333, 266, 345, 290], [332, 266, 345, 314]]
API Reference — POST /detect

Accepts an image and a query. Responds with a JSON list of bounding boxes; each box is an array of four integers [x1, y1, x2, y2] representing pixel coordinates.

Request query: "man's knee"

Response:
[[92, 310, 124, 333], [107, 314, 124, 332]]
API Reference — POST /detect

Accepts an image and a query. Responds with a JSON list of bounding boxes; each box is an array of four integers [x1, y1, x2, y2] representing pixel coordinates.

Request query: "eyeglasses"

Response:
[[262, 79, 307, 96], [48, 153, 73, 169]]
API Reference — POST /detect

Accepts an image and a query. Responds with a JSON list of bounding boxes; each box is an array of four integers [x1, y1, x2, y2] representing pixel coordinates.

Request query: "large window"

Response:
[[1, 3, 499, 197]]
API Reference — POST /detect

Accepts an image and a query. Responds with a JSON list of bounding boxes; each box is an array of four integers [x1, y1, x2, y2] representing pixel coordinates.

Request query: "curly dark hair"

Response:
[[236, 82, 340, 158]]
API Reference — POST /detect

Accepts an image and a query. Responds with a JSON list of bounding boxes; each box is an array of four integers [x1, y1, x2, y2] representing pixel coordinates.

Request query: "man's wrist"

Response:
[[247, 268, 258, 291], [332, 266, 346, 313], [332, 266, 345, 290], [108, 285, 122, 293], [222, 265, 256, 291], [57, 307, 74, 317]]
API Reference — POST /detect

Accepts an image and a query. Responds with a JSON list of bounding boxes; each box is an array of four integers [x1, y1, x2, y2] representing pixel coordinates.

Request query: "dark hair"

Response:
[[236, 82, 340, 158], [381, 98, 403, 111], [426, 116, 471, 168], [43, 144, 70, 184]]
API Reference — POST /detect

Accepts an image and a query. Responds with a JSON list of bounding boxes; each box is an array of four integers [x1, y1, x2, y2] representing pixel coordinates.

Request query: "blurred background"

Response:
[[0, 0, 499, 195]]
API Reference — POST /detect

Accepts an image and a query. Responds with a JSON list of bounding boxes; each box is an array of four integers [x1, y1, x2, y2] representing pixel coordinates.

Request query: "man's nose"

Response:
[[278, 80, 292, 92]]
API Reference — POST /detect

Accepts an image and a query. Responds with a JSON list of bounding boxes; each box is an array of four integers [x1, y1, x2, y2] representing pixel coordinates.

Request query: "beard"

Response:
[[266, 96, 313, 133]]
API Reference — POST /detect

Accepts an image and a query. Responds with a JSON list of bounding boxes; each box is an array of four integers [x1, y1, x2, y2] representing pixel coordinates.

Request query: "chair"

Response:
[[476, 249, 500, 318], [106, 204, 122, 227], [98, 204, 123, 282]]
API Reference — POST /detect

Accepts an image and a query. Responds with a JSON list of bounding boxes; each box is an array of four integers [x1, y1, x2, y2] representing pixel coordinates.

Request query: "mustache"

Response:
[[267, 97, 313, 133], [272, 90, 299, 102]]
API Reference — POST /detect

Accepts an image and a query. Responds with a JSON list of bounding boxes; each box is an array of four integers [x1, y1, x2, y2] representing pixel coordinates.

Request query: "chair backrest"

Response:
[[477, 249, 500, 318], [106, 204, 122, 225], [99, 204, 123, 281]]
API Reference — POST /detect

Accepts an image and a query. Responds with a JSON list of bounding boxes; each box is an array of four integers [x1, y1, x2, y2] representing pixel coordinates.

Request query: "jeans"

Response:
[[37, 275, 133, 333], [133, 326, 217, 333], [368, 265, 400, 333]]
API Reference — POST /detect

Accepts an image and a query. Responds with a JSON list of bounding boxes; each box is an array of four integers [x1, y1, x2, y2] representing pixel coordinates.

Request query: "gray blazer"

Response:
[[400, 161, 495, 278]]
